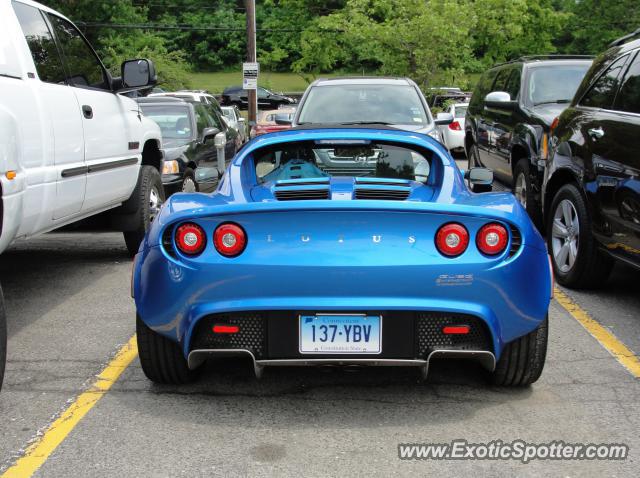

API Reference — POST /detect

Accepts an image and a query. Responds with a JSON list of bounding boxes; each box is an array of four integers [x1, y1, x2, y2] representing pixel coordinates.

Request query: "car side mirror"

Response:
[[274, 114, 292, 125], [238, 117, 246, 123], [121, 59, 156, 89], [465, 167, 493, 193], [484, 91, 517, 111], [202, 127, 220, 143], [434, 112, 454, 126]]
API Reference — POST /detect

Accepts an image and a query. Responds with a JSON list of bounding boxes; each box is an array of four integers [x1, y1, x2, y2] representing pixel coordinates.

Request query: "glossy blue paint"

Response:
[[133, 128, 551, 360]]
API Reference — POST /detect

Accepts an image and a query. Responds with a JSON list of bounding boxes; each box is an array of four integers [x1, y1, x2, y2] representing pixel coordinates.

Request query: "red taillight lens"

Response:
[[175, 223, 206, 255], [442, 325, 470, 335], [435, 223, 469, 257], [212, 324, 239, 334], [213, 222, 247, 257], [476, 223, 509, 255], [448, 120, 462, 131]]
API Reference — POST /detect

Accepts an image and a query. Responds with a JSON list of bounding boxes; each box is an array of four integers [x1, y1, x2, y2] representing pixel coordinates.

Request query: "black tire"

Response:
[[513, 159, 542, 228], [136, 315, 200, 384], [0, 285, 6, 392], [180, 168, 199, 193], [122, 166, 165, 257], [491, 317, 548, 386], [467, 141, 480, 170], [547, 183, 613, 288]]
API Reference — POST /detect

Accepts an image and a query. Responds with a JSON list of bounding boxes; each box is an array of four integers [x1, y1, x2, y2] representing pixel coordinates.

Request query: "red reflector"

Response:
[[442, 325, 470, 335], [212, 324, 239, 334], [448, 120, 462, 131]]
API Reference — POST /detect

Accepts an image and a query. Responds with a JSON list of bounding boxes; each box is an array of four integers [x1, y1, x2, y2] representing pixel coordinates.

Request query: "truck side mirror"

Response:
[[121, 59, 157, 88]]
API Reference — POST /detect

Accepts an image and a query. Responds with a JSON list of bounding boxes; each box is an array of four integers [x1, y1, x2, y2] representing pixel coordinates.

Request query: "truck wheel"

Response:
[[513, 159, 542, 228], [490, 317, 548, 386], [0, 285, 7, 392], [123, 166, 165, 257], [547, 183, 613, 288], [181, 168, 199, 193], [136, 315, 199, 384]]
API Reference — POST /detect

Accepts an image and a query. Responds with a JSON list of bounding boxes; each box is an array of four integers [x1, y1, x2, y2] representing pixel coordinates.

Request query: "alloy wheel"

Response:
[[514, 172, 527, 209], [551, 199, 579, 273], [181, 176, 197, 193], [149, 186, 162, 224]]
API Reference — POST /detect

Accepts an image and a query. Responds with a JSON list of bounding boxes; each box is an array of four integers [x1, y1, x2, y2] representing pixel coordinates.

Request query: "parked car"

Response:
[[437, 103, 468, 153], [132, 126, 551, 387], [150, 89, 224, 116], [465, 55, 593, 224], [543, 32, 640, 288], [220, 85, 296, 110], [427, 88, 471, 109], [137, 97, 236, 195], [221, 105, 247, 143], [250, 108, 296, 138], [0, 0, 163, 259], [287, 77, 452, 141]]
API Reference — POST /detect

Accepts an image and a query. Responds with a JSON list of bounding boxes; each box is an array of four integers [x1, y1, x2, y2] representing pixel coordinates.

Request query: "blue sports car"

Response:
[[132, 126, 552, 386]]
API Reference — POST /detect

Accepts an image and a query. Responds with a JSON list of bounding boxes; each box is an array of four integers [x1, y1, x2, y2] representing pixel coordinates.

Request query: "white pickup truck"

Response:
[[0, 0, 166, 389]]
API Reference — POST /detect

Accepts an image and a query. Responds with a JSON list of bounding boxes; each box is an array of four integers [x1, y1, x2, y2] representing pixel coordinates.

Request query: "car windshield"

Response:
[[254, 141, 432, 183], [297, 84, 430, 126], [454, 106, 467, 118], [528, 64, 591, 105], [140, 105, 193, 140], [222, 107, 234, 120]]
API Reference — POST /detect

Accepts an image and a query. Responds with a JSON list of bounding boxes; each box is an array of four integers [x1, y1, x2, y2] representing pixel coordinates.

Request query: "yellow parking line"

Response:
[[1, 335, 138, 478], [555, 287, 640, 378]]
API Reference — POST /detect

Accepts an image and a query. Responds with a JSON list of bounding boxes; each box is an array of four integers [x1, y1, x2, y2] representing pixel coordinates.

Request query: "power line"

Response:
[[76, 22, 343, 33]]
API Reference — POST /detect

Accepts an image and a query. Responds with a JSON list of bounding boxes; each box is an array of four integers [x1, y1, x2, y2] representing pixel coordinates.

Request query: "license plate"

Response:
[[299, 314, 382, 354]]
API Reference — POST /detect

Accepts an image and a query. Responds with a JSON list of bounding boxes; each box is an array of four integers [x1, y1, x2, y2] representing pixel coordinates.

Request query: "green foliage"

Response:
[[42, 0, 192, 89], [560, 0, 640, 54], [41, 0, 640, 91]]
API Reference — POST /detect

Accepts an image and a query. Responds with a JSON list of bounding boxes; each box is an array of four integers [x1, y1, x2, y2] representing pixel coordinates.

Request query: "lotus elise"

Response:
[[132, 126, 552, 386]]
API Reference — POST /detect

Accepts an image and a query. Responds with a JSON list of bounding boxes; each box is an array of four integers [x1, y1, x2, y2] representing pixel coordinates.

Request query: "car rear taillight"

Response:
[[476, 223, 508, 255], [435, 223, 469, 257], [175, 223, 206, 255], [213, 223, 247, 257], [448, 121, 462, 131]]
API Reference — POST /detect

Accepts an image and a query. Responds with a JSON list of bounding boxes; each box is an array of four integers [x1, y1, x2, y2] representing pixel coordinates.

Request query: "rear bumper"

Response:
[[134, 241, 551, 361]]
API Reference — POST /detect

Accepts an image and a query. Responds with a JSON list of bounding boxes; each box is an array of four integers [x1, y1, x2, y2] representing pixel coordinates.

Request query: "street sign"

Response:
[[243, 62, 259, 90]]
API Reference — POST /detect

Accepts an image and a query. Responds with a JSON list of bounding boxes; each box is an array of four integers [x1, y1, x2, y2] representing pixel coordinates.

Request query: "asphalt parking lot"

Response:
[[0, 230, 639, 477]]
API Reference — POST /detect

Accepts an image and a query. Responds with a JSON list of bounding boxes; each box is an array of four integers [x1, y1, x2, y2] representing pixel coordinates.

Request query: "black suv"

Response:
[[465, 56, 593, 223], [220, 86, 295, 110], [137, 97, 239, 196], [544, 31, 640, 288]]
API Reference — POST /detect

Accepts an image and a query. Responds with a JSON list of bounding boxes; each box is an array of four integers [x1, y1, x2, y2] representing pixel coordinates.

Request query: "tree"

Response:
[[562, 0, 640, 54], [294, 0, 475, 86]]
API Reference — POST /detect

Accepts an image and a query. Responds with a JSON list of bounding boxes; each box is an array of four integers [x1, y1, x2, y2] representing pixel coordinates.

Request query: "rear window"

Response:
[[298, 84, 429, 126], [140, 104, 193, 140], [454, 106, 467, 118], [253, 141, 432, 184], [528, 64, 591, 105]]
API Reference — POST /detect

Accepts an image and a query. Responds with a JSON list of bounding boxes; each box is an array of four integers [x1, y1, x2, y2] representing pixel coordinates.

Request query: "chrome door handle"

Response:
[[588, 127, 604, 139]]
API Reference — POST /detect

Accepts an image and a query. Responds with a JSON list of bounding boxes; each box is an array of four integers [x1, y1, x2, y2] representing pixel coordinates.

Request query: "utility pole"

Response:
[[245, 0, 257, 126]]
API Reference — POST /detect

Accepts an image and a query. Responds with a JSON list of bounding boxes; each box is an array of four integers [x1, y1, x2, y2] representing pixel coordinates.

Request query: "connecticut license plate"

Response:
[[299, 314, 382, 354]]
